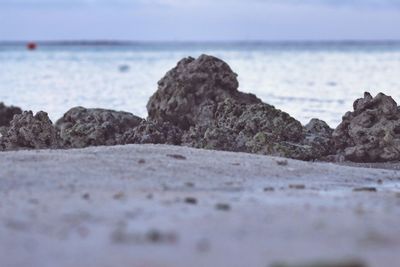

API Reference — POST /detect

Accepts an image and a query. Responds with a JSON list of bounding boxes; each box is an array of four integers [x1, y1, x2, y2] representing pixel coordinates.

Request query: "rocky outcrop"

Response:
[[182, 99, 308, 158], [303, 118, 335, 159], [332, 92, 400, 162], [4, 55, 399, 164], [147, 54, 261, 130], [149, 55, 333, 160], [0, 102, 22, 127], [56, 107, 143, 148], [0, 111, 60, 150], [123, 121, 183, 145]]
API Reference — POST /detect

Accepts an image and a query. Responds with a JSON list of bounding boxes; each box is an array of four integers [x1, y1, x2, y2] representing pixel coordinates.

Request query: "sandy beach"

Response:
[[1, 144, 399, 267]]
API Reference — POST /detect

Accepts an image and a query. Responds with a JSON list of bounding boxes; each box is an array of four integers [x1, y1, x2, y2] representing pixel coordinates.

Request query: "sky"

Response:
[[0, 0, 400, 41]]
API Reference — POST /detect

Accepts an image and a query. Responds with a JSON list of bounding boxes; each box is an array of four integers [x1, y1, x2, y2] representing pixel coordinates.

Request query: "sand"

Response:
[[0, 144, 399, 267]]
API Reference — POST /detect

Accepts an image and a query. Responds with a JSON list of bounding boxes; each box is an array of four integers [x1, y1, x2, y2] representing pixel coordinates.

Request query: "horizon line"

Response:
[[1, 39, 400, 45]]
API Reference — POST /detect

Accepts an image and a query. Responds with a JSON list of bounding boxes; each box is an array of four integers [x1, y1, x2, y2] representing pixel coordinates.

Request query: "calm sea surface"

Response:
[[1, 42, 399, 127]]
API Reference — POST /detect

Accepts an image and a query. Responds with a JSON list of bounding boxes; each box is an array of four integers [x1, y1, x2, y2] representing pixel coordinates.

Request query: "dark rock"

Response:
[[333, 92, 400, 162], [305, 118, 333, 137], [147, 54, 261, 129], [184, 197, 197, 205], [148, 55, 334, 161], [303, 118, 335, 159], [182, 124, 240, 152], [166, 154, 186, 160], [0, 102, 22, 127], [182, 99, 327, 160], [0, 111, 60, 150], [56, 107, 143, 148], [123, 121, 182, 145]]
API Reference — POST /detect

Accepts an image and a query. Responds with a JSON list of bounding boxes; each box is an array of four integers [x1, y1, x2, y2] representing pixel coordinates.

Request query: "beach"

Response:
[[1, 144, 399, 267]]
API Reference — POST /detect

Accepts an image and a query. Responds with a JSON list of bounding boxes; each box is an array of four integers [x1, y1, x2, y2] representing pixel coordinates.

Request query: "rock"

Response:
[[123, 121, 183, 145], [303, 118, 335, 159], [147, 54, 261, 129], [0, 102, 22, 127], [182, 124, 240, 152], [0, 111, 60, 150], [147, 55, 335, 161], [56, 107, 143, 148], [305, 118, 333, 137], [333, 92, 400, 162], [0, 126, 7, 138], [182, 99, 327, 160]]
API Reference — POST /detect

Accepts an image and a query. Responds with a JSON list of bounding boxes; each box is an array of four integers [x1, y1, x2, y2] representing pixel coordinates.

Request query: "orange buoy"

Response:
[[27, 42, 37, 50]]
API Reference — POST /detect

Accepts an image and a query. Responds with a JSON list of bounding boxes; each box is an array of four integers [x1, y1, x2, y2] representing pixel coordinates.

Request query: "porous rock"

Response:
[[147, 54, 261, 130], [0, 111, 60, 150], [123, 121, 183, 145], [0, 102, 22, 127], [332, 92, 400, 162], [303, 118, 335, 159], [150, 55, 333, 160], [56, 107, 143, 148], [182, 99, 332, 160]]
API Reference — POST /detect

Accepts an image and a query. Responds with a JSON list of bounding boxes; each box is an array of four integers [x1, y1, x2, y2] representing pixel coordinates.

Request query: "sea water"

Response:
[[0, 42, 399, 127]]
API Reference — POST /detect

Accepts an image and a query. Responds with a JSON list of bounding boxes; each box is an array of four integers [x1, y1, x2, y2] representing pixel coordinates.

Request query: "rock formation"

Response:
[[3, 55, 399, 164], [150, 54, 333, 160], [303, 118, 335, 159], [123, 121, 183, 145], [333, 92, 400, 162], [0, 111, 60, 150], [181, 99, 307, 157], [0, 102, 22, 127], [55, 107, 143, 148], [147, 55, 261, 130]]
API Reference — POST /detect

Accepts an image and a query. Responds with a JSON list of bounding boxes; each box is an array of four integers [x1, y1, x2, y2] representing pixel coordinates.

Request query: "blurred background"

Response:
[[0, 0, 399, 126]]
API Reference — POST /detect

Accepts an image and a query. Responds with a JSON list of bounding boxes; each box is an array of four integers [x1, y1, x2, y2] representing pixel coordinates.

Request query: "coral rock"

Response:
[[0, 111, 60, 150], [303, 118, 335, 159], [147, 54, 261, 129], [333, 92, 400, 162], [56, 107, 143, 148], [182, 99, 328, 160], [123, 121, 183, 145]]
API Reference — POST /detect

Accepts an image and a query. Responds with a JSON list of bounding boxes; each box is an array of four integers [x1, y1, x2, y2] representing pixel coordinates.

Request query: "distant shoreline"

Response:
[[1, 40, 400, 47]]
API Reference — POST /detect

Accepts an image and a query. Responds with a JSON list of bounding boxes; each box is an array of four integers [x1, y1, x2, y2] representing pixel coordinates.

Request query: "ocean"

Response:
[[1, 41, 399, 127]]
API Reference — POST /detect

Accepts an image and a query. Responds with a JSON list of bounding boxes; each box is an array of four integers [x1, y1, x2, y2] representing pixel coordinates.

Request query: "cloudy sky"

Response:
[[0, 0, 399, 41]]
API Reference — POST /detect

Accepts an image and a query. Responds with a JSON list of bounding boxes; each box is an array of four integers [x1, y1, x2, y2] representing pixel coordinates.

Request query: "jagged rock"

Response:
[[305, 118, 333, 137], [148, 54, 335, 160], [56, 107, 143, 148], [303, 118, 335, 159], [182, 99, 331, 160], [0, 102, 22, 127], [123, 121, 183, 145], [182, 124, 240, 152], [147, 54, 261, 129], [333, 92, 400, 162], [0, 111, 60, 150]]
